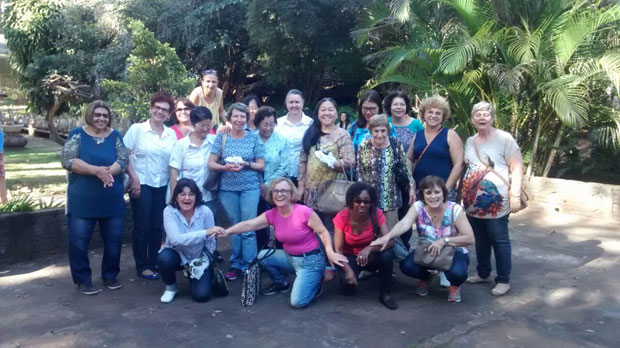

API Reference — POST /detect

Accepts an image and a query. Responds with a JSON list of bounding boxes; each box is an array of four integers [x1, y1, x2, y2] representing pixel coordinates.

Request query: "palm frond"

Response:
[[540, 74, 588, 128], [439, 20, 494, 74], [389, 0, 411, 23], [435, 0, 482, 33], [351, 1, 395, 47]]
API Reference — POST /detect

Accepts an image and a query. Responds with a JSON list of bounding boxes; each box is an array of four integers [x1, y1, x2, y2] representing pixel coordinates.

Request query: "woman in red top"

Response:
[[333, 183, 397, 310]]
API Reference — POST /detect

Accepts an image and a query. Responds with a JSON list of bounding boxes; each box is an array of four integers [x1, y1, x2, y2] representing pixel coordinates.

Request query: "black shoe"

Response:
[[103, 278, 122, 290], [262, 282, 291, 295], [379, 294, 398, 310], [213, 250, 224, 263], [78, 282, 101, 295]]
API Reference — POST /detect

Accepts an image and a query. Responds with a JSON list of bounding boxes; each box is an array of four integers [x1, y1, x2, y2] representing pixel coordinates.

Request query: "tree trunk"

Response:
[[46, 96, 66, 146], [542, 124, 564, 177], [526, 114, 542, 176]]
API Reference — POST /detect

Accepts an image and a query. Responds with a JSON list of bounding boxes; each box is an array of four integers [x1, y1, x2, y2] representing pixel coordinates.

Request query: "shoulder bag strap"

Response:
[[472, 138, 510, 188], [412, 127, 442, 170], [370, 207, 380, 239]]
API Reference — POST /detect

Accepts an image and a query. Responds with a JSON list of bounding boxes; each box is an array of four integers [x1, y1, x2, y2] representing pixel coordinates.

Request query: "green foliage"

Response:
[[0, 194, 37, 213], [101, 20, 194, 122], [247, 0, 370, 103]]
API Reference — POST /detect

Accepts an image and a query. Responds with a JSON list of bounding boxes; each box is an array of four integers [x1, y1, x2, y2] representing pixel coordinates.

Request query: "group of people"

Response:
[[61, 69, 525, 310]]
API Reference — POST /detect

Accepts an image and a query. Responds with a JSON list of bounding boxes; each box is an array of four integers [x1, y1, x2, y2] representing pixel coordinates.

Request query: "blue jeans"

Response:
[[157, 248, 213, 302], [259, 249, 325, 308], [468, 215, 511, 283], [219, 189, 260, 271], [400, 249, 470, 286], [67, 214, 124, 284], [130, 185, 167, 273]]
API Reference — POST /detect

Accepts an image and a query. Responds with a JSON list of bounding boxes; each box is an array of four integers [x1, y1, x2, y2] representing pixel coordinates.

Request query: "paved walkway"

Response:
[[0, 209, 618, 347]]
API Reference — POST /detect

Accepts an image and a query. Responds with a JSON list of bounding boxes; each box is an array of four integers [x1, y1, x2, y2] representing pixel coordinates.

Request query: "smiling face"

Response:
[[422, 185, 444, 208], [390, 97, 407, 118], [318, 100, 337, 128], [175, 101, 192, 124], [248, 100, 259, 121], [424, 107, 444, 128], [271, 181, 293, 207], [370, 125, 389, 147], [258, 115, 276, 139], [150, 102, 171, 124], [352, 190, 372, 216], [91, 107, 110, 131], [201, 73, 218, 93], [230, 109, 248, 131], [285, 94, 304, 117], [361, 101, 379, 122], [472, 109, 494, 132], [193, 119, 212, 138], [176, 186, 197, 214]]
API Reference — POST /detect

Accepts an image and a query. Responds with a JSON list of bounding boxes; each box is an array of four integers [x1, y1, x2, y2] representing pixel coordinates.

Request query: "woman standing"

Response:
[[188, 69, 227, 130], [254, 106, 290, 249], [61, 100, 129, 294], [214, 178, 348, 308], [338, 112, 351, 130], [349, 90, 384, 153], [357, 115, 414, 229], [333, 183, 397, 309], [273, 89, 312, 184], [407, 96, 463, 200], [461, 101, 525, 296], [170, 98, 196, 139], [158, 178, 219, 303], [124, 92, 178, 280], [384, 90, 424, 153], [208, 103, 265, 281], [373, 176, 474, 302], [242, 95, 261, 132]]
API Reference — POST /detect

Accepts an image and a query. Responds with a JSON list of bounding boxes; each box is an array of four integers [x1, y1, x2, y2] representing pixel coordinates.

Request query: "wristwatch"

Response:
[[443, 237, 450, 245]]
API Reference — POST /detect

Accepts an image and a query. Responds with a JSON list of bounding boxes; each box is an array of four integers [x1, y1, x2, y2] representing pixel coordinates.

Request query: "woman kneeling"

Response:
[[334, 183, 397, 310], [373, 176, 474, 302], [157, 178, 219, 303], [217, 177, 347, 308]]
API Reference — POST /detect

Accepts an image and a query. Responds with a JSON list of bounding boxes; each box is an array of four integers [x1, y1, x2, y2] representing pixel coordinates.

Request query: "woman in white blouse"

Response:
[[124, 92, 177, 280]]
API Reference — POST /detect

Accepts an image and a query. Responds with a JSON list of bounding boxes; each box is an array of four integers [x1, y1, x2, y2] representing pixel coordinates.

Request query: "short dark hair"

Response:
[[418, 176, 448, 203], [171, 98, 196, 125], [242, 95, 261, 108], [345, 182, 378, 209], [357, 90, 383, 129], [384, 90, 411, 117], [190, 106, 213, 125], [302, 97, 338, 154], [84, 100, 112, 128], [150, 92, 175, 113], [253, 106, 277, 128], [170, 178, 204, 209]]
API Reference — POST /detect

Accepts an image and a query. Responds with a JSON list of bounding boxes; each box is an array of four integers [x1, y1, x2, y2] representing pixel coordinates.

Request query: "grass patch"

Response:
[[4, 147, 67, 196]]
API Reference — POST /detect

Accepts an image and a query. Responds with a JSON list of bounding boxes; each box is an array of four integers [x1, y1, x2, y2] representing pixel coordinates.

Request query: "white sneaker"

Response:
[[439, 272, 451, 288], [160, 290, 177, 303]]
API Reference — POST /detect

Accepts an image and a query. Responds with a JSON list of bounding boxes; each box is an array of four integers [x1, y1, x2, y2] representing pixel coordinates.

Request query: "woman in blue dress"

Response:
[[61, 100, 129, 295]]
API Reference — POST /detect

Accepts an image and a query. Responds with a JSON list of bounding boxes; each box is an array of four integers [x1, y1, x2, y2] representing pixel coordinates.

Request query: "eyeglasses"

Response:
[[353, 199, 372, 205], [152, 105, 170, 113], [93, 112, 110, 118], [272, 189, 291, 195], [361, 106, 378, 112], [176, 107, 191, 112]]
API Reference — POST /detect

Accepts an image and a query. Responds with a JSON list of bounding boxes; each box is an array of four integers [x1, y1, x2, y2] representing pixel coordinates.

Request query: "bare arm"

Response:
[[370, 205, 419, 251], [224, 213, 270, 235], [507, 151, 525, 213], [169, 167, 180, 198], [445, 129, 464, 191], [406, 133, 416, 173]]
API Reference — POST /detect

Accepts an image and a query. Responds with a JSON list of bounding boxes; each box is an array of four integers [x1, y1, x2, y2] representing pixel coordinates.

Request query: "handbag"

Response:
[[241, 240, 276, 306], [413, 204, 457, 271], [203, 134, 227, 192], [316, 165, 355, 215], [389, 137, 411, 195], [205, 249, 229, 297], [472, 140, 528, 208]]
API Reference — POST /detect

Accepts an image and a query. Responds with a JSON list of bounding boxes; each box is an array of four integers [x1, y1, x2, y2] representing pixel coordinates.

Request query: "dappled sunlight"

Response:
[[0, 264, 70, 288]]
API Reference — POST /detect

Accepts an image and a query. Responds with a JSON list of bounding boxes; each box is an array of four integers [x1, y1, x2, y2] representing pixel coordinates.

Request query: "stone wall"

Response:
[[523, 176, 620, 222], [0, 205, 134, 265]]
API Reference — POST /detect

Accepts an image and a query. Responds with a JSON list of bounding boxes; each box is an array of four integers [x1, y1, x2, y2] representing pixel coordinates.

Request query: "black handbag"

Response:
[[241, 240, 276, 306], [389, 137, 410, 195], [205, 250, 229, 297], [203, 134, 227, 192]]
